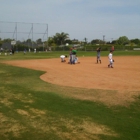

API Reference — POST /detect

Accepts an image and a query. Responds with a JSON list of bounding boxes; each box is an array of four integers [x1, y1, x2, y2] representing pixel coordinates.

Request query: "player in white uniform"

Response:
[[60, 55, 67, 62], [108, 50, 113, 68]]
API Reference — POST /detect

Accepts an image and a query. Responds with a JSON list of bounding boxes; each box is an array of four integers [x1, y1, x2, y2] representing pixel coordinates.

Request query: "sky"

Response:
[[0, 0, 140, 42]]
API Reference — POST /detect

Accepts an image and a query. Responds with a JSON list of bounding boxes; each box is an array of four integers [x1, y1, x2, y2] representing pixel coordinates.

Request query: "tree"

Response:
[[36, 38, 42, 44], [47, 37, 55, 46], [3, 38, 12, 43], [91, 39, 101, 44], [52, 35, 59, 45], [26, 39, 32, 43], [130, 38, 140, 45], [0, 40, 3, 47], [112, 40, 117, 44], [117, 36, 129, 45], [54, 32, 69, 45]]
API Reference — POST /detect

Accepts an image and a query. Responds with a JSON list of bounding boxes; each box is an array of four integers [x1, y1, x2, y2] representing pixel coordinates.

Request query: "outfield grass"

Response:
[[0, 51, 140, 140], [0, 50, 140, 61]]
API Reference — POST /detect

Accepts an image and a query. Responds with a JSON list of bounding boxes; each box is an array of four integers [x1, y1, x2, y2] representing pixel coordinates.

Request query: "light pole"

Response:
[[103, 35, 105, 45]]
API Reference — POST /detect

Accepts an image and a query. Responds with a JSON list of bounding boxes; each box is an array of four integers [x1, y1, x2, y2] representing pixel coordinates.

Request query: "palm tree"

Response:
[[55, 32, 69, 45]]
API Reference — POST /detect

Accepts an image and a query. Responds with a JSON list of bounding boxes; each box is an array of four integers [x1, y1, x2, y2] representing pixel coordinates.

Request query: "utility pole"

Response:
[[47, 24, 48, 49], [111, 38, 113, 44], [32, 23, 33, 48], [103, 35, 105, 45]]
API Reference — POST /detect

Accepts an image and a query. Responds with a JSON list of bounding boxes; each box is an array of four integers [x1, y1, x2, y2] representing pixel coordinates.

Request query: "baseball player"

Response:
[[60, 55, 67, 62], [108, 50, 113, 68], [111, 46, 114, 52], [69, 48, 72, 64], [96, 47, 101, 64], [71, 47, 77, 64]]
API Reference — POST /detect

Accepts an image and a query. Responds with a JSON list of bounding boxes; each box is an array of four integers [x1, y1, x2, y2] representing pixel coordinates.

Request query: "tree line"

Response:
[[0, 32, 140, 52]]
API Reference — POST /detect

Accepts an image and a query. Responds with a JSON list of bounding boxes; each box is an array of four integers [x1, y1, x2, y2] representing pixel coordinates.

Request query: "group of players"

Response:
[[60, 46, 114, 68], [60, 47, 79, 64], [96, 46, 114, 68]]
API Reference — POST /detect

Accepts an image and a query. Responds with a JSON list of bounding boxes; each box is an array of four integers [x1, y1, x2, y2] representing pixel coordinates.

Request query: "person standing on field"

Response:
[[96, 47, 101, 64], [69, 48, 73, 64], [108, 50, 113, 68], [71, 47, 77, 64], [111, 46, 114, 52]]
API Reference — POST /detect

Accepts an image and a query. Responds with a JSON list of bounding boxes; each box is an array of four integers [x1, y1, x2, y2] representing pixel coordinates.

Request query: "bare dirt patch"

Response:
[[2, 56, 140, 106]]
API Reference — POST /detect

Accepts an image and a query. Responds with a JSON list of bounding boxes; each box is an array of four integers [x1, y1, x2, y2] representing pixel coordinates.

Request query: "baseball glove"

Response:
[[113, 59, 115, 62]]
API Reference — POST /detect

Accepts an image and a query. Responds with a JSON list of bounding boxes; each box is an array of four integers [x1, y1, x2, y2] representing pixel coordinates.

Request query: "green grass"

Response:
[[0, 50, 139, 61], [0, 51, 140, 140]]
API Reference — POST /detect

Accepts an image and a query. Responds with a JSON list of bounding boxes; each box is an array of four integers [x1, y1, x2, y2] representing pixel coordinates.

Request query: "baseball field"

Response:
[[0, 51, 140, 140]]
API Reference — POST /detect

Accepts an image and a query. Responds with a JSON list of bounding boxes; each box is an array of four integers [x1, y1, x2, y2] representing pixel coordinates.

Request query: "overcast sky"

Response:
[[0, 0, 140, 42]]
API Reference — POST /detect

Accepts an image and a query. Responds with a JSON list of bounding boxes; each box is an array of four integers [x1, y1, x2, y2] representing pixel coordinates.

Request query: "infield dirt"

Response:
[[2, 56, 140, 106]]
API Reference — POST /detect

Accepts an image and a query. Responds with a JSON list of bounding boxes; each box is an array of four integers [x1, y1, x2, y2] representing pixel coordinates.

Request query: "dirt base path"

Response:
[[2, 56, 140, 91]]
